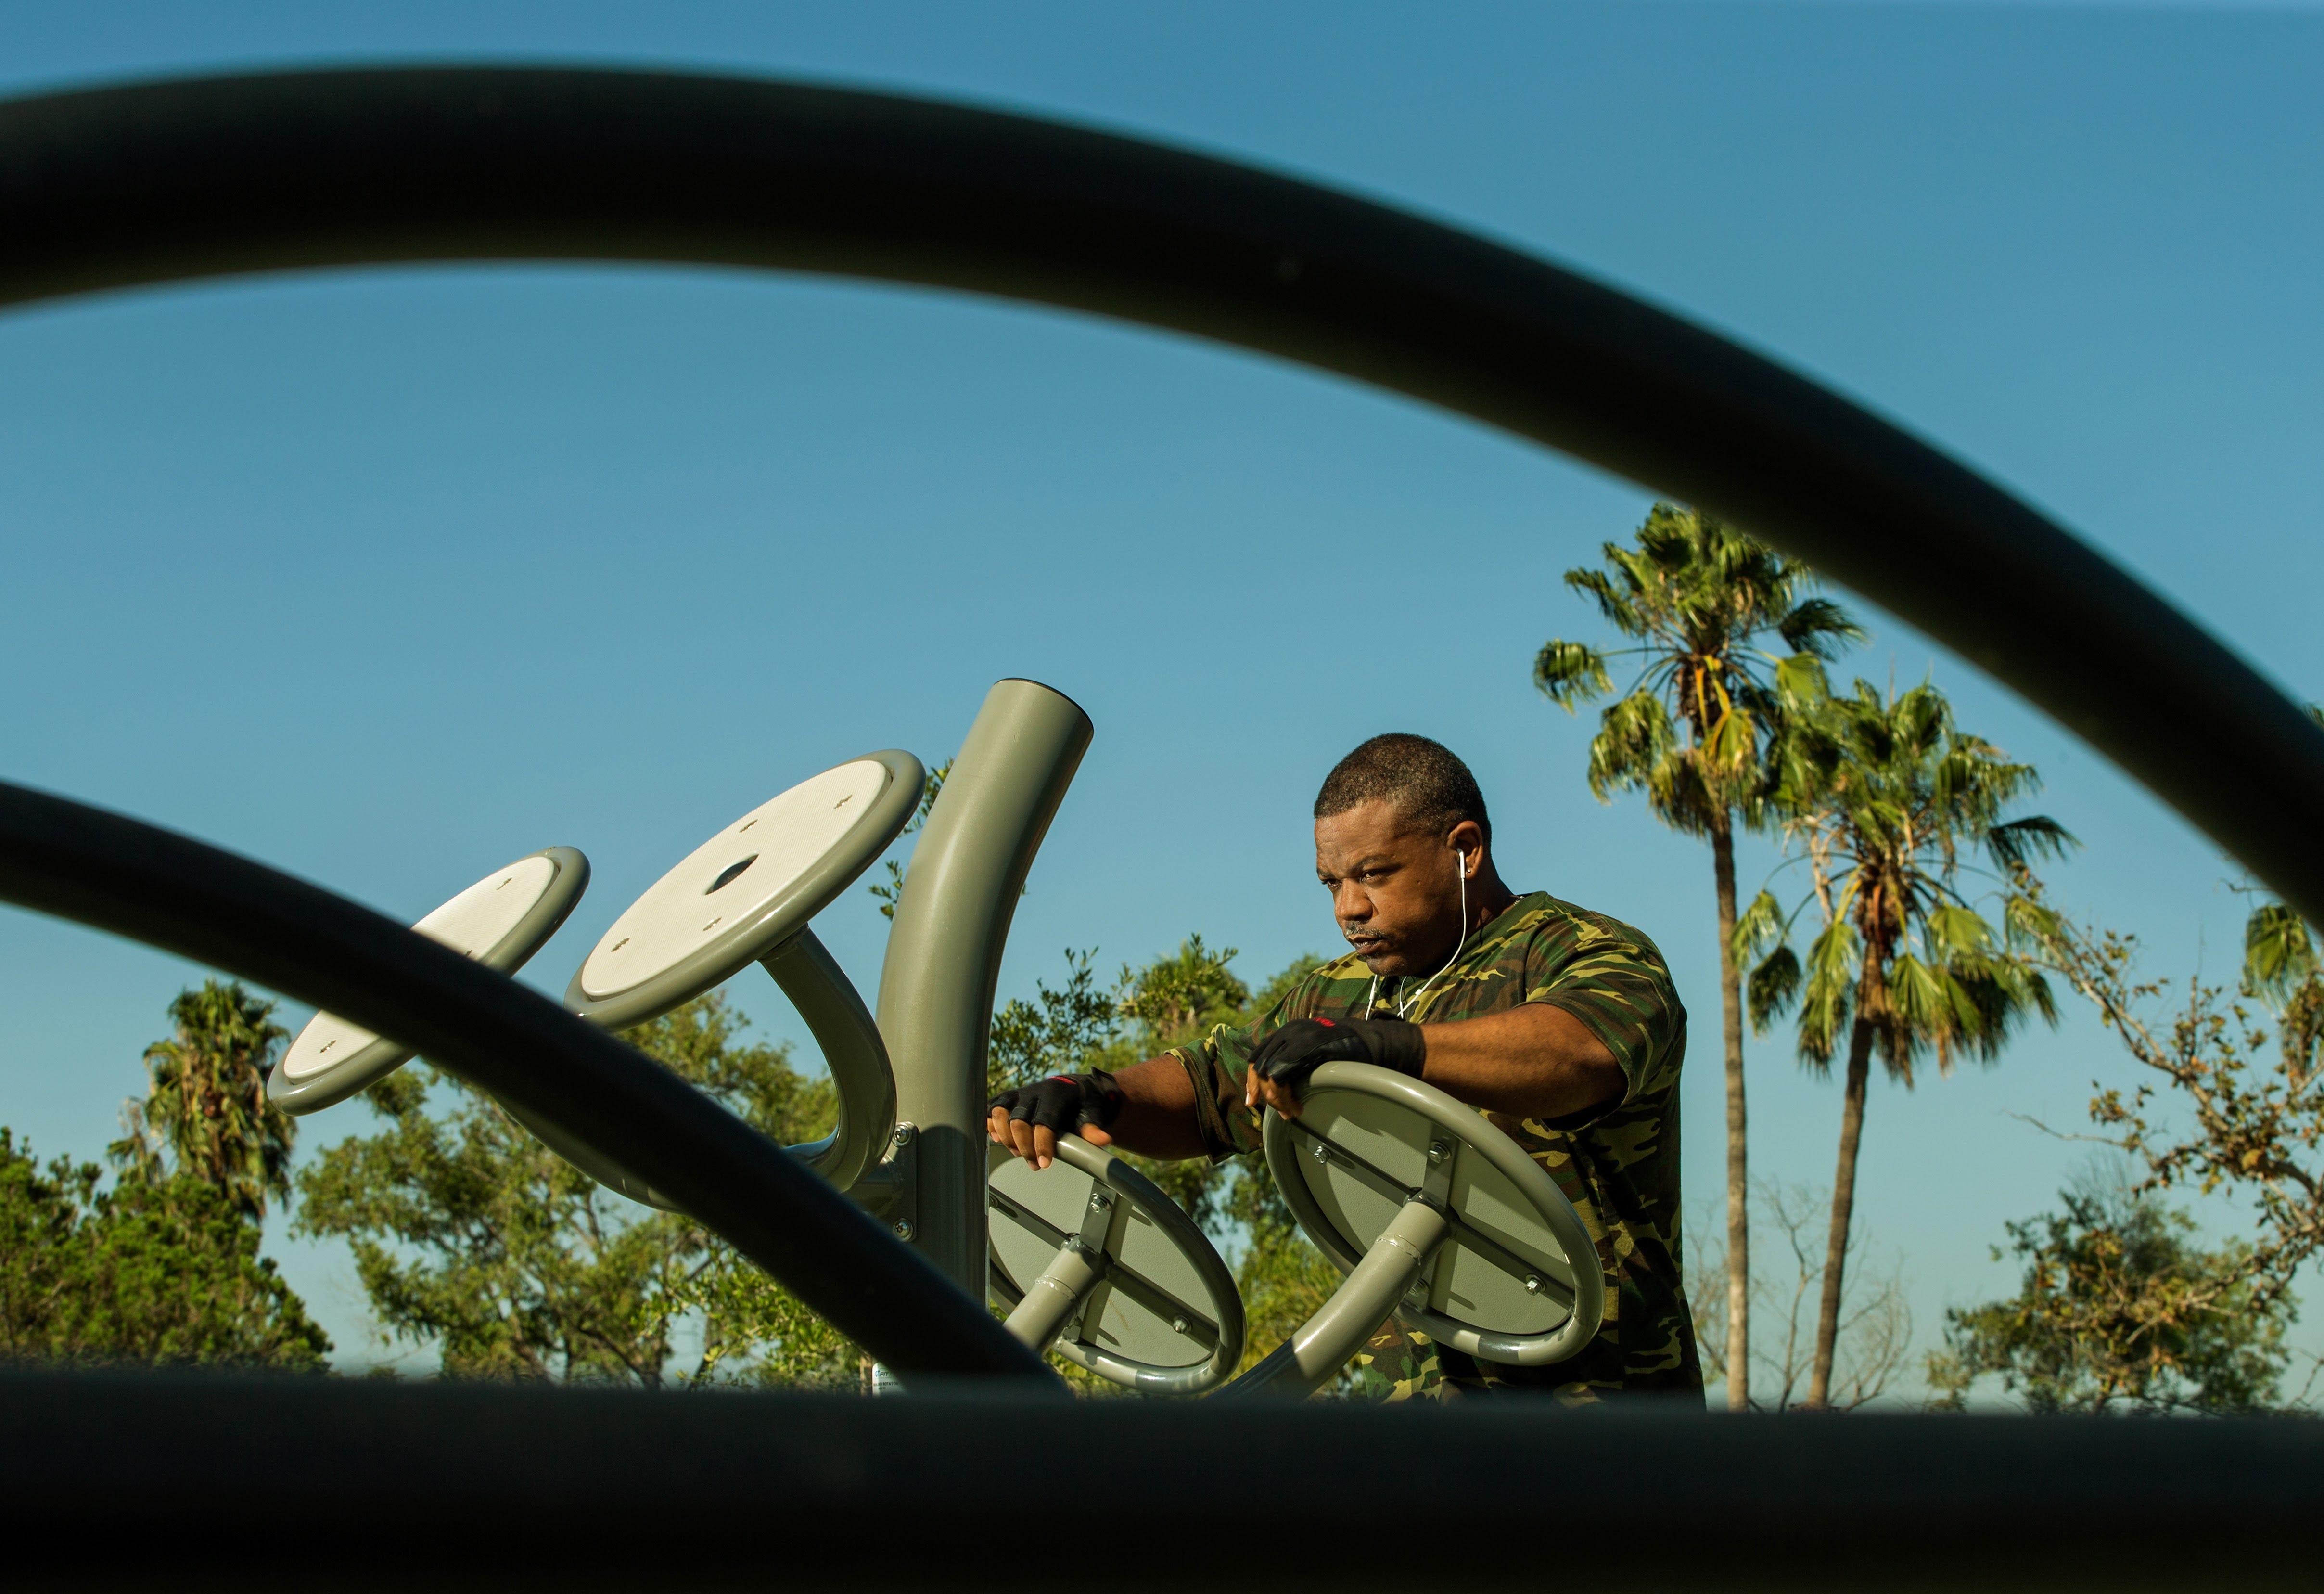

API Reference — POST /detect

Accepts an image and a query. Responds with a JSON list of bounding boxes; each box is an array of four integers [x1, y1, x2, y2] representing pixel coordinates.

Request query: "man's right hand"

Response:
[[986, 1071, 1124, 1170]]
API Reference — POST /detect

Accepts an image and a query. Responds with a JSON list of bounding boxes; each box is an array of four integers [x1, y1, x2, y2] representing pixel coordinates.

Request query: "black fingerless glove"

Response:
[[988, 1070, 1126, 1136], [1246, 1016, 1426, 1093]]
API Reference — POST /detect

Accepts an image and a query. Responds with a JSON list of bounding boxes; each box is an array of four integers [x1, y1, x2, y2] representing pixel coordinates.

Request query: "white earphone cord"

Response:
[[1366, 845, 1469, 1020]]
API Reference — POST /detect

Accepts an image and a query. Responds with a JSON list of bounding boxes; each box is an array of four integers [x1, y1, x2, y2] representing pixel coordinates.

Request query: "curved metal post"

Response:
[[875, 680, 1093, 1296], [761, 928, 896, 1193]]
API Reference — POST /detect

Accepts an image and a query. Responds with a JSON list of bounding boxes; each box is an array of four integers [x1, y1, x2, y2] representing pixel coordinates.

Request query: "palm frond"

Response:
[[1747, 945, 1803, 1035], [1586, 690, 1675, 803], [1923, 903, 1995, 962], [1773, 652, 1833, 711], [1985, 815, 2078, 872], [2245, 901, 2318, 1004], [1731, 888, 1790, 969], [1795, 919, 1862, 1068], [1563, 563, 1643, 634], [1777, 596, 1867, 659], [1532, 638, 1613, 710]]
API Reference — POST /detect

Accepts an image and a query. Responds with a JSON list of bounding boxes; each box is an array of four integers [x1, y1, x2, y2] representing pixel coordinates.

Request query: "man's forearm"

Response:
[[1416, 1003, 1624, 1120], [1098, 1055, 1214, 1161]]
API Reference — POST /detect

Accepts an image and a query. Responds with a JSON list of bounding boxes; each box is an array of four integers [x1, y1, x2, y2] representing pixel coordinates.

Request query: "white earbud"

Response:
[[1386, 840, 1471, 1019]]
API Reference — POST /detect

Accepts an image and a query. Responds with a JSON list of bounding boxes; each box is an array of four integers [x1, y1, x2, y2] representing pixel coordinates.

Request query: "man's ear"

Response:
[[1447, 819, 1486, 876]]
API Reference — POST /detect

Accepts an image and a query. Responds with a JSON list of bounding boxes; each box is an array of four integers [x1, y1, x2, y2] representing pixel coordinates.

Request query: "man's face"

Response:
[[1314, 800, 1466, 977]]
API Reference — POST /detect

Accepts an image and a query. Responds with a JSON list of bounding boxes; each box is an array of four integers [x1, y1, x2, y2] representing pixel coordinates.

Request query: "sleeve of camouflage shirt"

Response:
[[1518, 917, 1685, 1121], [1162, 984, 1311, 1163]]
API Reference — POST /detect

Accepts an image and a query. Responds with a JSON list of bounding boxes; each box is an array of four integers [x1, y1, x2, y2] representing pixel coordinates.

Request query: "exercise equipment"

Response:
[[0, 62, 2318, 1427], [987, 1136, 1243, 1393], [268, 847, 590, 1114], [548, 750, 922, 1202], [1232, 1062, 1601, 1396]]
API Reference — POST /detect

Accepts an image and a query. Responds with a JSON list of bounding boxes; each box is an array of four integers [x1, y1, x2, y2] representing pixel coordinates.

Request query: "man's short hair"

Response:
[[1315, 734, 1492, 848]]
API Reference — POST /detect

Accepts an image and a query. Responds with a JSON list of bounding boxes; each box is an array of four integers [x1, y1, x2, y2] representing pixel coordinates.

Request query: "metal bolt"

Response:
[[1311, 1140, 1330, 1164], [1524, 1275, 1542, 1295], [1427, 1141, 1450, 1163], [892, 1122, 915, 1148], [892, 1220, 914, 1240], [1089, 1191, 1113, 1212], [1171, 1317, 1189, 1335]]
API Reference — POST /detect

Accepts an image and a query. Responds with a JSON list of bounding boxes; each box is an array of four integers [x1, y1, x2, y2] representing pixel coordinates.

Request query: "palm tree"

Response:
[[113, 980, 296, 1221], [1740, 676, 2072, 1407], [1535, 502, 1861, 1411]]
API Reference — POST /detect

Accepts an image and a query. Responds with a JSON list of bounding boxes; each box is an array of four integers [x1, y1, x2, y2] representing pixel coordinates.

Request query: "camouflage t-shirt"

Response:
[[1163, 890, 1701, 1401]]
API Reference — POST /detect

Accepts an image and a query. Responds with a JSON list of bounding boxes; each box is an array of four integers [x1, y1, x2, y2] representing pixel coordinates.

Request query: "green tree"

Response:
[[0, 982, 331, 1372], [1929, 1184, 2286, 1414], [1113, 935, 1249, 1044], [296, 992, 849, 1385], [1742, 677, 2070, 1408], [1992, 880, 2324, 1356], [1535, 502, 1861, 1410], [111, 979, 295, 1220], [988, 948, 1120, 1097], [0, 1130, 330, 1369]]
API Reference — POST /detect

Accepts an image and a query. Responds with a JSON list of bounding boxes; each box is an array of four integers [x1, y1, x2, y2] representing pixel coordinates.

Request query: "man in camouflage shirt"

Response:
[[988, 733, 1700, 1400]]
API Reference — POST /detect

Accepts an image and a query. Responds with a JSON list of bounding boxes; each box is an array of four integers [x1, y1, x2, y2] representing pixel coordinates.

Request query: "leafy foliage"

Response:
[[1113, 935, 1250, 1045], [0, 1130, 330, 1370], [1537, 502, 1860, 1411], [111, 979, 296, 1220], [296, 993, 851, 1385], [2006, 888, 2324, 1335], [1930, 1186, 2286, 1414], [1534, 502, 1860, 834], [988, 948, 1120, 1096], [1741, 675, 2069, 1406], [3, 980, 327, 1372], [1745, 678, 2069, 1085]]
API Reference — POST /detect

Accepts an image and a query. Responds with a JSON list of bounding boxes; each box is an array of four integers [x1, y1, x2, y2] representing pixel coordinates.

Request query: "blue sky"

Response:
[[1, 1, 2320, 1392]]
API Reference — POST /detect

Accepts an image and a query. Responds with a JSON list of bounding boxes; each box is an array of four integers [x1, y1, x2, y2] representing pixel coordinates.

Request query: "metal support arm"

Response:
[[1226, 1198, 1451, 1399], [761, 928, 896, 1193]]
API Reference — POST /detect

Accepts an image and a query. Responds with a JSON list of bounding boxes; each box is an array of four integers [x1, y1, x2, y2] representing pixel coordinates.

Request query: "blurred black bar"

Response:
[[5, 1369, 2314, 1589]]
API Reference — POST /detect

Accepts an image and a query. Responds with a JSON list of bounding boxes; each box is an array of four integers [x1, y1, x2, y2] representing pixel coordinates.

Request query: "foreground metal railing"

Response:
[[6, 1369, 2316, 1589]]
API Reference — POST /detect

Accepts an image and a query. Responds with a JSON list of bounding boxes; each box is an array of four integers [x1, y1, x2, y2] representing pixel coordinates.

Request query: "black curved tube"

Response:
[[13, 1372, 2324, 1588], [0, 780, 1050, 1382], [1, 68, 2318, 923]]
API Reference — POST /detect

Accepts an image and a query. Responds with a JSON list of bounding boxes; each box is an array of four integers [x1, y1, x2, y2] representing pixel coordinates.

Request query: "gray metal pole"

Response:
[[1000, 1243, 1102, 1356], [875, 679, 1093, 1298], [1226, 1199, 1450, 1399]]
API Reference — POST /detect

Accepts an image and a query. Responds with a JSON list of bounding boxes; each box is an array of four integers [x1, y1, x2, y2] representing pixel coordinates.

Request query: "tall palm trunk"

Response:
[[1710, 813, 1749, 1411], [1806, 1011, 1876, 1409]]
